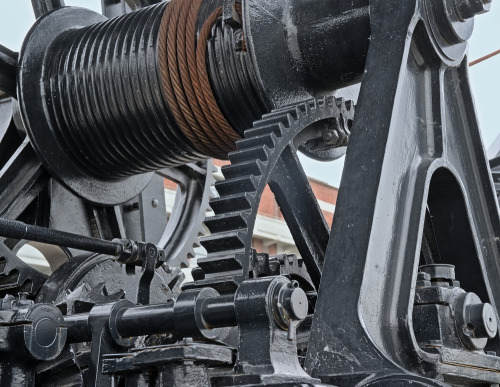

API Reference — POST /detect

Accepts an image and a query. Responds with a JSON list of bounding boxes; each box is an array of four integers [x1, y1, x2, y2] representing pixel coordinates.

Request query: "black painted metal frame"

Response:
[[1, 0, 500, 385], [306, 0, 500, 384]]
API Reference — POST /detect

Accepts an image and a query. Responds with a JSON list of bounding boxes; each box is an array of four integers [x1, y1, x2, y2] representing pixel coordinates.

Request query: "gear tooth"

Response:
[[190, 97, 342, 286], [201, 232, 245, 253], [169, 255, 191, 269], [215, 175, 259, 196], [221, 160, 264, 179], [229, 145, 269, 163], [335, 96, 345, 108], [197, 252, 244, 274], [209, 192, 252, 214], [204, 212, 248, 234], [237, 133, 276, 150], [186, 248, 196, 259], [0, 242, 47, 297]]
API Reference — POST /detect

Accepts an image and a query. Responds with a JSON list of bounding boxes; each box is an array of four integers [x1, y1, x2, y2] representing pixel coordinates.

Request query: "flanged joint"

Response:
[[424, 0, 490, 62], [173, 287, 223, 340], [108, 299, 137, 347], [455, 292, 498, 350]]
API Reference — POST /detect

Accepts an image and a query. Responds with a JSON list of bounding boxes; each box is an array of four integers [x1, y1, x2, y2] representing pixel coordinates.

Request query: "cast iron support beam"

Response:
[[0, 45, 17, 98]]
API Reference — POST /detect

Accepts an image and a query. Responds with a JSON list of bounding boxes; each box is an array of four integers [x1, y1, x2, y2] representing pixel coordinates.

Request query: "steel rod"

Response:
[[115, 302, 176, 337], [64, 314, 91, 343], [0, 218, 121, 256], [63, 296, 238, 344], [200, 295, 237, 328]]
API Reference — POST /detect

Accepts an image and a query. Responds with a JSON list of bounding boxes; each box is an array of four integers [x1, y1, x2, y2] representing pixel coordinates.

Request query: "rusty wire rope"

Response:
[[158, 0, 243, 159], [470, 49, 500, 67]]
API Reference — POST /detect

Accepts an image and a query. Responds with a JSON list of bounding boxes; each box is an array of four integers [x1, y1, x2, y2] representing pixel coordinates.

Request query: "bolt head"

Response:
[[323, 131, 334, 142], [18, 292, 29, 300], [147, 246, 157, 258], [417, 272, 431, 281], [419, 264, 456, 282], [456, 0, 491, 20], [183, 337, 194, 345]]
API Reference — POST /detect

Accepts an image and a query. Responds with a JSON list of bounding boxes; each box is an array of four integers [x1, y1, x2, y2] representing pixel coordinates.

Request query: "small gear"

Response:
[[36, 253, 184, 306], [251, 251, 315, 292], [35, 253, 185, 385], [298, 99, 355, 161]]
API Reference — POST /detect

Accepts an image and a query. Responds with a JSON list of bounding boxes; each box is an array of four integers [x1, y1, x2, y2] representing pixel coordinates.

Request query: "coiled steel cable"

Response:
[[206, 16, 270, 133], [158, 0, 242, 159], [42, 2, 254, 179]]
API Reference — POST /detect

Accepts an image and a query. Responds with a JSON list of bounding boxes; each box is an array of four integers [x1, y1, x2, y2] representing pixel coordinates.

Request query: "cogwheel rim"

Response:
[[186, 96, 355, 292], [157, 160, 217, 269]]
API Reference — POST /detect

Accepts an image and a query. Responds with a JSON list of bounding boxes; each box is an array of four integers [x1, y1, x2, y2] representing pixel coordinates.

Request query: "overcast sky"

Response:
[[1, 1, 498, 187]]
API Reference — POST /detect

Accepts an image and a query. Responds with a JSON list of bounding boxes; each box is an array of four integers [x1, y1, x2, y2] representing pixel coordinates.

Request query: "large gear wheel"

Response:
[[0, 1, 217, 294], [0, 102, 215, 296], [188, 96, 354, 293]]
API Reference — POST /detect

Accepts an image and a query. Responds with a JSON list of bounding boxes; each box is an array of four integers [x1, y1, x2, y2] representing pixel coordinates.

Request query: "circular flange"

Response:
[[424, 0, 472, 63], [18, 7, 153, 205], [109, 299, 137, 347], [454, 292, 496, 350], [23, 303, 66, 361], [174, 287, 223, 340]]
